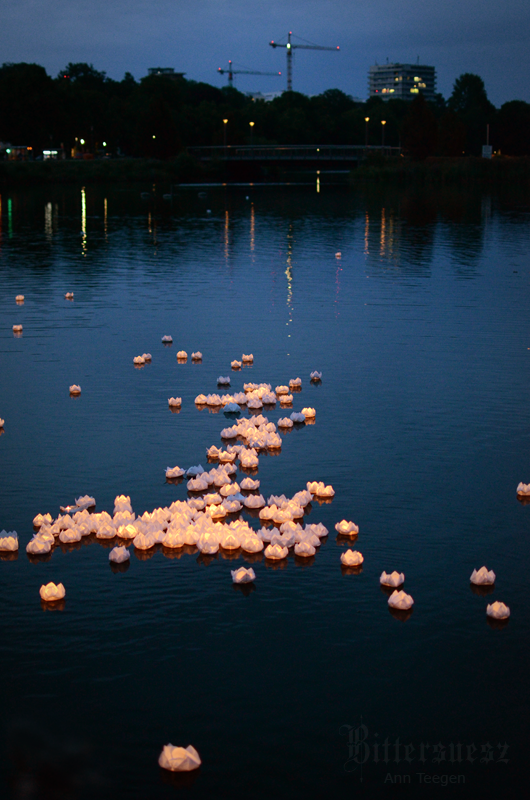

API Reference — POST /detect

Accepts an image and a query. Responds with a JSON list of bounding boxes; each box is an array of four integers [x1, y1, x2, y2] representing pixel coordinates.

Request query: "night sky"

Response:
[[1, 0, 529, 106]]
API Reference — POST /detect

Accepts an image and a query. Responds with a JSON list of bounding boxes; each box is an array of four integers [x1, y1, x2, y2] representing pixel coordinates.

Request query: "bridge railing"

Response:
[[187, 144, 400, 161]]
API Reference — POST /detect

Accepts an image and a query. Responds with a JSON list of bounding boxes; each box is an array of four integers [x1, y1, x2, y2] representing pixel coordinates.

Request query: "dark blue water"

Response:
[[0, 183, 529, 799]]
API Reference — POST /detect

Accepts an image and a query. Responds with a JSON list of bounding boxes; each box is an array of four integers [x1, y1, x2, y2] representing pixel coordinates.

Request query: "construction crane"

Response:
[[269, 32, 340, 92], [218, 61, 281, 87]]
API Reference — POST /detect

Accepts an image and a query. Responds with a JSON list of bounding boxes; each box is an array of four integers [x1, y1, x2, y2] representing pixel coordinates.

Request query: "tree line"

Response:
[[0, 62, 528, 160]]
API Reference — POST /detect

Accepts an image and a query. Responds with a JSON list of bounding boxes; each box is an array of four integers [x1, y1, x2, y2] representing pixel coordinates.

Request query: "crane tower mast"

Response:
[[269, 31, 340, 91]]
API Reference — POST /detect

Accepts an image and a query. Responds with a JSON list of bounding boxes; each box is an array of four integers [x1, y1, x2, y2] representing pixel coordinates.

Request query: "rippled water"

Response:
[[1, 183, 529, 799]]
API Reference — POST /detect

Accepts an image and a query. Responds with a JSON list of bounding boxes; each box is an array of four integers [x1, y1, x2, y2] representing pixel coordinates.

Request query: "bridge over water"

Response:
[[187, 144, 400, 170]]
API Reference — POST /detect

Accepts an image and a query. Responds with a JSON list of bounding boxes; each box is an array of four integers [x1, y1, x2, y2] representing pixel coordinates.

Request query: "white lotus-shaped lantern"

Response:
[[470, 566, 496, 585], [65, 292, 74, 299], [191, 352, 202, 360], [166, 466, 185, 478], [335, 520, 358, 536], [195, 394, 207, 404], [134, 532, 156, 550], [0, 418, 4, 428], [16, 295, 25, 302], [133, 356, 145, 365], [231, 360, 242, 369], [240, 477, 260, 490], [242, 354, 254, 363], [12, 324, 23, 332], [279, 394, 293, 405], [301, 407, 316, 418], [59, 528, 82, 544], [240, 449, 259, 468], [278, 418, 293, 429], [289, 377, 302, 388], [177, 350, 188, 359], [69, 385, 81, 395], [294, 541, 315, 557], [168, 397, 182, 407], [516, 482, 530, 495], [186, 465, 205, 476], [109, 547, 130, 563], [158, 744, 201, 772], [117, 524, 137, 539], [26, 537, 52, 555], [33, 513, 53, 527], [40, 582, 65, 601], [341, 550, 364, 567], [241, 536, 264, 553], [0, 531, 18, 551], [161, 335, 173, 343], [231, 567, 256, 583], [243, 494, 265, 509], [217, 376, 230, 385], [380, 571, 404, 587], [388, 590, 414, 610], [310, 371, 322, 381], [142, 353, 152, 361], [275, 385, 289, 395], [223, 402, 240, 413], [486, 601, 510, 619], [264, 543, 288, 560]]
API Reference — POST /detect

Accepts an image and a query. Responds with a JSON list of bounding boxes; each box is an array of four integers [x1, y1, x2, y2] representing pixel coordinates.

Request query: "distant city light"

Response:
[[80, 139, 85, 145], [103, 141, 107, 146]]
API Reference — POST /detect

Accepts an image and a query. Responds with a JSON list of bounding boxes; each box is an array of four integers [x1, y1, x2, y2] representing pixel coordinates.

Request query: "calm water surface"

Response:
[[0, 183, 529, 799]]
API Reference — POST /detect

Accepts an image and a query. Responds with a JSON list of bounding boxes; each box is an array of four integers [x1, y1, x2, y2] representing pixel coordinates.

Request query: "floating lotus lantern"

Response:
[[241, 536, 263, 553], [380, 570, 404, 587], [109, 547, 130, 563], [335, 520, 359, 536], [341, 550, 364, 567], [59, 528, 82, 544], [301, 407, 316, 419], [277, 418, 293, 429], [310, 371, 322, 381], [166, 466, 185, 480], [26, 537, 52, 555], [16, 295, 24, 302], [231, 360, 242, 369], [279, 394, 293, 405], [264, 543, 288, 560], [133, 355, 145, 365], [516, 482, 530, 496], [486, 601, 510, 619], [470, 566, 496, 585], [65, 292, 74, 299], [69, 384, 81, 395], [294, 541, 315, 557], [290, 411, 306, 423], [161, 335, 173, 343], [240, 477, 260, 490], [39, 582, 65, 601], [191, 352, 202, 361], [158, 744, 201, 772], [177, 351, 188, 359], [242, 354, 254, 363], [229, 566, 255, 585], [168, 397, 182, 408], [142, 353, 152, 361], [0, 531, 18, 551], [217, 376, 230, 385], [195, 394, 207, 405], [388, 590, 414, 610], [12, 324, 23, 332], [117, 524, 137, 539], [0, 418, 4, 428], [134, 532, 156, 550], [289, 377, 302, 389]]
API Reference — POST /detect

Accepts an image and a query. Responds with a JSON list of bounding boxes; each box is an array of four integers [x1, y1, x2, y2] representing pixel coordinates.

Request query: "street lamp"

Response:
[[223, 118, 228, 148], [364, 117, 369, 147], [381, 120, 386, 148], [249, 121, 255, 146]]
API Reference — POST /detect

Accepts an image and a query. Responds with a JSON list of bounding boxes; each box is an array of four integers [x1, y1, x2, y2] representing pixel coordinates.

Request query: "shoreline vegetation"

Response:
[[1, 154, 530, 188]]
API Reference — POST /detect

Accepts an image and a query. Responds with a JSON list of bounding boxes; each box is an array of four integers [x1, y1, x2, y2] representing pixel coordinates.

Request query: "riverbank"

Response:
[[1, 153, 530, 187], [351, 155, 530, 186]]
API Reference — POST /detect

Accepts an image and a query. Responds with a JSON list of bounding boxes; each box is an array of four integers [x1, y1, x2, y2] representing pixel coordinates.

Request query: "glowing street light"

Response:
[[364, 116, 369, 147], [381, 120, 386, 148], [223, 118, 228, 148], [249, 121, 255, 146]]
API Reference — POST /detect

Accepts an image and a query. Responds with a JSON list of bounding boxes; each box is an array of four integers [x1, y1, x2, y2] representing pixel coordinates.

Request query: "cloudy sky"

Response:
[[1, 0, 529, 106]]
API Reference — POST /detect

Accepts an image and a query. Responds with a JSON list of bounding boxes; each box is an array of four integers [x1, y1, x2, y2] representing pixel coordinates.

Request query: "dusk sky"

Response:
[[2, 0, 529, 106]]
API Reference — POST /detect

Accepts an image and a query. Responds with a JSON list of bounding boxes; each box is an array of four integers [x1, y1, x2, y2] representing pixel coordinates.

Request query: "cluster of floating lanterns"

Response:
[[2, 321, 515, 771]]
